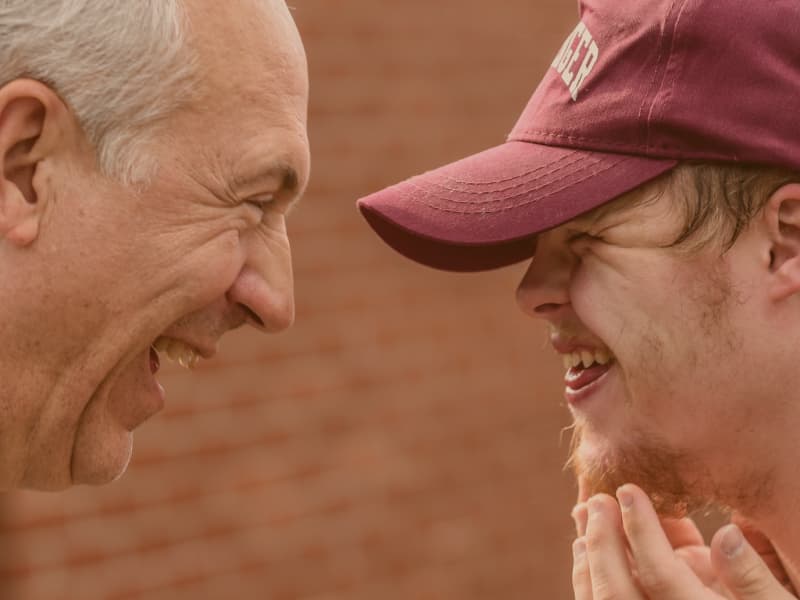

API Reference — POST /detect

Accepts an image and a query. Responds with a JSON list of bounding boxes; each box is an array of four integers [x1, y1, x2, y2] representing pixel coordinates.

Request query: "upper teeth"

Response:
[[153, 337, 200, 370], [561, 349, 611, 370]]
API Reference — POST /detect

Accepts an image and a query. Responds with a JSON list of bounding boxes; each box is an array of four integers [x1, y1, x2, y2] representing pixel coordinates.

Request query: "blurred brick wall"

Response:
[[0, 1, 579, 598]]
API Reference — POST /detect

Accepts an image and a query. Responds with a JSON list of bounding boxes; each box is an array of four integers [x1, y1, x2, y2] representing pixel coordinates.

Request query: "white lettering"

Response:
[[551, 21, 600, 101], [569, 40, 599, 100], [550, 31, 572, 70], [562, 27, 592, 86], [555, 23, 583, 74]]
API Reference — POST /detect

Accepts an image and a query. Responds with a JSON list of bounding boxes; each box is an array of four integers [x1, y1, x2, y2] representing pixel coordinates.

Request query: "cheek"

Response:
[[570, 264, 692, 410], [172, 229, 247, 307], [569, 261, 640, 347]]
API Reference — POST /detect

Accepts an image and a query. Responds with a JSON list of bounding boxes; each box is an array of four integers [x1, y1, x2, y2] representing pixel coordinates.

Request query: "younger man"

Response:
[[359, 0, 800, 596]]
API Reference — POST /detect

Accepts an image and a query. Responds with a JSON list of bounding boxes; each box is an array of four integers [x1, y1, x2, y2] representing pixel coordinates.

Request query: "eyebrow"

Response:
[[233, 160, 301, 211]]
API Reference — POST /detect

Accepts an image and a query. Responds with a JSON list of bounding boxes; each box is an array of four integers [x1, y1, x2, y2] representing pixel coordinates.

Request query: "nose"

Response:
[[226, 222, 295, 333], [515, 232, 574, 320]]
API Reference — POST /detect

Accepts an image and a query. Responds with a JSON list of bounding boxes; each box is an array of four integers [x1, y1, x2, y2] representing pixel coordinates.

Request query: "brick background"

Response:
[[0, 1, 580, 598]]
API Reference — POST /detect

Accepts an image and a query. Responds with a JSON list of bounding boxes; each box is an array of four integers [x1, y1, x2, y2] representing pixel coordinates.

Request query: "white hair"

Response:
[[0, 0, 197, 183]]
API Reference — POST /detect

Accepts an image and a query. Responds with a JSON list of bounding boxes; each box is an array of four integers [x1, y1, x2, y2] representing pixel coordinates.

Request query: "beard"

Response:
[[561, 248, 775, 519], [568, 420, 713, 518]]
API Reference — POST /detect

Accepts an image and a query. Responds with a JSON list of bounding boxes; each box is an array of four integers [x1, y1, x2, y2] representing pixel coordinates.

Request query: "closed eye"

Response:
[[246, 194, 275, 210], [566, 230, 601, 244], [565, 230, 607, 259]]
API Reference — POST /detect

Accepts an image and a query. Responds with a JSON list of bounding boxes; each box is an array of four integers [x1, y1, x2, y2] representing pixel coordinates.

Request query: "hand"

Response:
[[570, 484, 797, 599]]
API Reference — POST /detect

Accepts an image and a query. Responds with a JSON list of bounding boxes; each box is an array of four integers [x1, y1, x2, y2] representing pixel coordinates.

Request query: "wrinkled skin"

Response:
[[0, 0, 310, 490]]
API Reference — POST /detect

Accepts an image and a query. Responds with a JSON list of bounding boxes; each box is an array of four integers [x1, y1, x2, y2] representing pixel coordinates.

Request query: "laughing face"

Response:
[[0, 0, 310, 490], [516, 178, 789, 515]]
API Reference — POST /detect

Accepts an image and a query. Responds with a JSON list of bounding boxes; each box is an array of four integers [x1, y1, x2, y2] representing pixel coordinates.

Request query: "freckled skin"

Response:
[[0, 0, 310, 490]]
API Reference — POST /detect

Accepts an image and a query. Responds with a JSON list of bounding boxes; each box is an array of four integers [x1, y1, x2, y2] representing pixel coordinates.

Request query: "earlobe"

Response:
[[0, 181, 38, 246], [765, 183, 800, 302]]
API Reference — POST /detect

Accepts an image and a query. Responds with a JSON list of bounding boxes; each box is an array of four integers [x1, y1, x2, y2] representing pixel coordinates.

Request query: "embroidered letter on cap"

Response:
[[551, 21, 600, 101]]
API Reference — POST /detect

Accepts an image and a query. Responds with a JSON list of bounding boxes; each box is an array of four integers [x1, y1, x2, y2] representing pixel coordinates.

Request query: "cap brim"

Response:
[[358, 141, 677, 272]]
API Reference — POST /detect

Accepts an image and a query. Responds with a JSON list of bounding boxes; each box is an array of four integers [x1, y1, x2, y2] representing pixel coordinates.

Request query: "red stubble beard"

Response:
[[567, 420, 710, 518]]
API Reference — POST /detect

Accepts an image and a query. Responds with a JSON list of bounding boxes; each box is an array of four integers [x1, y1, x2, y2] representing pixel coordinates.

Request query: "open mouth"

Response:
[[150, 337, 204, 372], [149, 346, 160, 374], [562, 349, 614, 392]]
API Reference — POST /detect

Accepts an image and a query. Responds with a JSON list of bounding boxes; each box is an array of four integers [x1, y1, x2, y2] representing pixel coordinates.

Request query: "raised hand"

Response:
[[571, 484, 796, 599]]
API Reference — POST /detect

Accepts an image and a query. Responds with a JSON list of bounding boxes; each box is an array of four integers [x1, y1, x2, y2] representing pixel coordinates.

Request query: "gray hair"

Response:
[[0, 0, 197, 183]]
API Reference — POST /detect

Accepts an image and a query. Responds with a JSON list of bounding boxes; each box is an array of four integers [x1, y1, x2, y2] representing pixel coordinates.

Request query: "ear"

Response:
[[0, 79, 74, 247], [764, 183, 800, 302]]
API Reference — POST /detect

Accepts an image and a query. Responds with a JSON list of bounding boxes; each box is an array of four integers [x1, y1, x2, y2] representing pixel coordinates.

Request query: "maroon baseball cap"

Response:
[[357, 0, 800, 271]]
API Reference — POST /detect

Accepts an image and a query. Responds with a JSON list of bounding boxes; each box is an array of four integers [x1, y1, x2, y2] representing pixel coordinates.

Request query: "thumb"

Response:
[[711, 524, 795, 599]]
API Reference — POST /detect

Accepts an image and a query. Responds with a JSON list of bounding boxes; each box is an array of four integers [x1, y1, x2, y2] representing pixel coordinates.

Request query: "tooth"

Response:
[[595, 349, 610, 365], [183, 348, 196, 369], [580, 350, 593, 368], [562, 355, 572, 370], [155, 338, 201, 369], [166, 341, 181, 362], [571, 352, 581, 368], [178, 350, 191, 369]]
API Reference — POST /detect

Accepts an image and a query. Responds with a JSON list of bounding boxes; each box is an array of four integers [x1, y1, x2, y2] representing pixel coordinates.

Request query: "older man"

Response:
[[0, 0, 309, 491], [359, 0, 800, 597]]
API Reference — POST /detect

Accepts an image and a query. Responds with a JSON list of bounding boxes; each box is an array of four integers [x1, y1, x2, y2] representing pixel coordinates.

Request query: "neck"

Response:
[[740, 479, 800, 592], [712, 445, 800, 593]]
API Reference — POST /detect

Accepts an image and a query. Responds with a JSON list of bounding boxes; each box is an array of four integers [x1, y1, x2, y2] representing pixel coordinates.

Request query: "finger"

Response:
[[572, 503, 588, 537], [730, 515, 792, 588], [585, 494, 646, 599], [660, 515, 715, 587], [674, 546, 723, 591], [711, 524, 796, 599], [661, 516, 705, 548], [616, 484, 707, 599], [572, 537, 593, 600]]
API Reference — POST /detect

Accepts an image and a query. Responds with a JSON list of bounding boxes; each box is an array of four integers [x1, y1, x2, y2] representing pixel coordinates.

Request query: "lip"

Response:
[[183, 338, 216, 360], [550, 333, 611, 356], [140, 348, 166, 428], [564, 362, 613, 407], [109, 347, 166, 432], [155, 334, 217, 360]]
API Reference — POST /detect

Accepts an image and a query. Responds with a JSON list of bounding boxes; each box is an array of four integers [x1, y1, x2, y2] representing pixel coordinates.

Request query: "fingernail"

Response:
[[721, 524, 744, 558], [573, 537, 587, 563], [587, 497, 602, 520], [617, 487, 634, 511]]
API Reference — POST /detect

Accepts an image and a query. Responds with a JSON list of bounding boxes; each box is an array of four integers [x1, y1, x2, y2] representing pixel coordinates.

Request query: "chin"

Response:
[[569, 424, 703, 517], [70, 430, 135, 486]]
